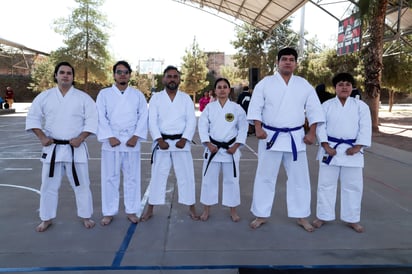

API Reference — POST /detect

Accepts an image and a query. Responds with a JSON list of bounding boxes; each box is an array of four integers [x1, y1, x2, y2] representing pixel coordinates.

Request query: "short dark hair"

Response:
[[113, 60, 132, 74], [277, 47, 298, 61], [214, 78, 231, 89], [163, 65, 180, 75], [332, 73, 355, 87], [54, 61, 75, 83]]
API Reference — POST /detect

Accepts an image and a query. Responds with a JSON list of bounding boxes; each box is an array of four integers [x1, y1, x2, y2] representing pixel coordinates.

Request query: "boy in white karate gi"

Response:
[[313, 72, 371, 233], [96, 61, 148, 225], [247, 48, 325, 231], [141, 65, 198, 221], [198, 78, 248, 222], [25, 62, 98, 232]]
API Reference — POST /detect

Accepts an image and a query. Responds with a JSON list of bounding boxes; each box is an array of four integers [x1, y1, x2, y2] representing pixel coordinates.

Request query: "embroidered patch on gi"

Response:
[[41, 153, 47, 159], [225, 113, 234, 122]]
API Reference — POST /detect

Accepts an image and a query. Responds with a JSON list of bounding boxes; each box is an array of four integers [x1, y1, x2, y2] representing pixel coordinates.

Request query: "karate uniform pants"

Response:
[[316, 164, 363, 223], [251, 147, 311, 218], [101, 150, 141, 216], [40, 162, 93, 221], [148, 150, 196, 205], [200, 161, 240, 207]]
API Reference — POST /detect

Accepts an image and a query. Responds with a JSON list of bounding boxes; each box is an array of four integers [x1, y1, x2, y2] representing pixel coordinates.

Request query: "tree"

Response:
[[219, 65, 246, 88], [359, 0, 388, 133], [53, 0, 112, 91], [131, 72, 154, 99], [231, 20, 299, 81], [28, 57, 56, 93], [179, 38, 209, 102], [382, 43, 412, 111]]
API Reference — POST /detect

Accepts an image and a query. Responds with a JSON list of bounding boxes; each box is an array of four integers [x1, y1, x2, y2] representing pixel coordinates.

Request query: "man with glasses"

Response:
[[96, 60, 148, 225], [25, 61, 98, 232], [141, 65, 199, 221]]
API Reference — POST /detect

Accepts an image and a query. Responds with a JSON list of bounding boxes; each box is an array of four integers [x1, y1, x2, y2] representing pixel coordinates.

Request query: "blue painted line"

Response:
[[1, 264, 412, 273], [111, 222, 138, 267]]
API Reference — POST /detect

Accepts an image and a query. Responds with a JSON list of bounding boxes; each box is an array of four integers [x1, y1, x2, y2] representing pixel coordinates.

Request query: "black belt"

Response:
[[150, 134, 183, 164], [49, 139, 80, 186], [203, 136, 237, 177]]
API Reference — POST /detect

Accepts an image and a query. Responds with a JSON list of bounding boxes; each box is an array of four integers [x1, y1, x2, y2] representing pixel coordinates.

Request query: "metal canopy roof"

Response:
[[177, 0, 309, 33]]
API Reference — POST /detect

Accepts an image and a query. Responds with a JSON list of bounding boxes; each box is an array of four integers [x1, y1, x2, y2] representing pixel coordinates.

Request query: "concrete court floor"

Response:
[[0, 111, 411, 274]]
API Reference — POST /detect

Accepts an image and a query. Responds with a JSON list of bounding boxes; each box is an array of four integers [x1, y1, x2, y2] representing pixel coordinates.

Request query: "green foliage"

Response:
[[28, 57, 56, 93], [131, 72, 155, 99], [219, 65, 245, 87], [231, 20, 299, 80], [52, 0, 112, 85], [179, 38, 209, 100], [382, 42, 412, 93]]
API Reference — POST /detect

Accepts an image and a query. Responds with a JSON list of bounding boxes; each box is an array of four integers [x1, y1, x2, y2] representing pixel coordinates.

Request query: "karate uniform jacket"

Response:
[[247, 73, 324, 152], [148, 90, 196, 151], [198, 100, 248, 162], [316, 97, 372, 167], [96, 85, 148, 151], [25, 86, 98, 163]]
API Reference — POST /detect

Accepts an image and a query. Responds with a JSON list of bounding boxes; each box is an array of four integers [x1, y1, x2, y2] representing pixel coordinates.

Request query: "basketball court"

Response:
[[0, 106, 411, 273]]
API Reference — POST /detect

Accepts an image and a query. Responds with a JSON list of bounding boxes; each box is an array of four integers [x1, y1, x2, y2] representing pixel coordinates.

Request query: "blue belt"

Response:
[[322, 136, 356, 165], [263, 124, 303, 161]]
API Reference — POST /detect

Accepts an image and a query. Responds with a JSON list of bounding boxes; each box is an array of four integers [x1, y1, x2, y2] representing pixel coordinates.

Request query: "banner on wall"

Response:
[[337, 13, 362, 55]]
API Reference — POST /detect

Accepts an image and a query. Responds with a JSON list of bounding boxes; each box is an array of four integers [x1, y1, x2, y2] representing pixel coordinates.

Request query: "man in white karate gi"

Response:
[[25, 61, 98, 232], [96, 61, 148, 226], [247, 48, 325, 231], [141, 65, 198, 221], [313, 72, 371, 233]]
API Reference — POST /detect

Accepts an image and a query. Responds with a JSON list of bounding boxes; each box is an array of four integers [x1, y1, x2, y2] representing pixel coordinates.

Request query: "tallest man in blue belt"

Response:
[[247, 48, 325, 231], [26, 61, 98, 232]]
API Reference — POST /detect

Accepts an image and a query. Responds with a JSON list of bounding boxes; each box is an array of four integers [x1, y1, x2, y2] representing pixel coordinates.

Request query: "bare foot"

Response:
[[83, 218, 96, 229], [231, 213, 240, 222], [200, 211, 209, 221], [250, 217, 267, 229], [189, 205, 200, 221], [100, 216, 113, 226], [127, 214, 139, 224], [200, 206, 210, 221], [141, 205, 154, 222], [36, 220, 52, 232], [297, 218, 314, 232], [312, 218, 325, 229], [230, 208, 240, 222], [348, 222, 364, 233]]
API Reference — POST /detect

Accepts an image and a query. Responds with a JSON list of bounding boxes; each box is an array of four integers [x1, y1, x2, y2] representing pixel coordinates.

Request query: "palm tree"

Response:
[[359, 0, 388, 133]]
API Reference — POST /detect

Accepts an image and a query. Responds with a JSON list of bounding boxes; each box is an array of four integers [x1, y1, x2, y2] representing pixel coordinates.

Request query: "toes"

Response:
[[127, 214, 139, 224], [250, 218, 266, 229], [100, 216, 113, 226]]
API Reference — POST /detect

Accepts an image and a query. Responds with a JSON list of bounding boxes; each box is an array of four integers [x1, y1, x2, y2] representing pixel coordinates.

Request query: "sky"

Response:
[[0, 0, 349, 73]]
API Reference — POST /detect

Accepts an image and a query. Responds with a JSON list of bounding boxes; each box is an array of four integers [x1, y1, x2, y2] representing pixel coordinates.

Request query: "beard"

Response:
[[166, 81, 179, 91]]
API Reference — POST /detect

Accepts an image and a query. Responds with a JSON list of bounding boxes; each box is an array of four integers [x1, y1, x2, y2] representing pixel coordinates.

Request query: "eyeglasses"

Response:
[[116, 70, 130, 75]]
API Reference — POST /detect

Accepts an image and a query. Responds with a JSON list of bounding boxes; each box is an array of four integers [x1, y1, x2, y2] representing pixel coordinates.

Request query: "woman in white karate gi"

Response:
[[141, 65, 198, 221], [96, 61, 148, 226], [198, 78, 248, 222], [313, 72, 371, 233], [25, 62, 98, 232]]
